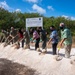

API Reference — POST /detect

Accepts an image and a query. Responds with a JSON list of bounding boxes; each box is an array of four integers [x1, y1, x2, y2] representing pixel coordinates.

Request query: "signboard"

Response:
[[26, 17, 43, 27]]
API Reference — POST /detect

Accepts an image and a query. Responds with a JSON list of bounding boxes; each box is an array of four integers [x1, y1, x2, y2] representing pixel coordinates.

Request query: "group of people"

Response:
[[48, 23, 72, 58], [59, 23, 72, 58], [0, 22, 72, 58], [0, 27, 30, 49]]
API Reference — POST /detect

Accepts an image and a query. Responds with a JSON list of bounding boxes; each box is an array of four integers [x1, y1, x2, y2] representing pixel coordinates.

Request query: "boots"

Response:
[[37, 48, 41, 52], [24, 45, 30, 49], [14, 43, 20, 49], [39, 49, 47, 55], [42, 49, 47, 54]]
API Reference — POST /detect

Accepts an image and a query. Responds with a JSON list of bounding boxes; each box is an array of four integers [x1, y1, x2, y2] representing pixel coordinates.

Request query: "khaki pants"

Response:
[[64, 44, 72, 58], [25, 39, 30, 49]]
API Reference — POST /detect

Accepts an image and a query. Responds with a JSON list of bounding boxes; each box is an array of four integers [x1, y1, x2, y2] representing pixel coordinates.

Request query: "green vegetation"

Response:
[[0, 7, 75, 36]]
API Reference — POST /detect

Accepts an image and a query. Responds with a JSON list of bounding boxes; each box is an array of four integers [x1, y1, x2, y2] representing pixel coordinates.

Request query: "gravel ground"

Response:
[[0, 43, 75, 75], [0, 58, 38, 75]]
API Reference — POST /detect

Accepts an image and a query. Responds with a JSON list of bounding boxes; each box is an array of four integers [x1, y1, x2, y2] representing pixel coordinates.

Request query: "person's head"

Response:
[[11, 27, 14, 30], [37, 27, 39, 30], [19, 28, 23, 34], [29, 28, 34, 34], [50, 25, 55, 31], [7, 29, 9, 31], [1, 29, 4, 33], [30, 28, 33, 32], [37, 27, 42, 31], [59, 23, 65, 30], [21, 28, 25, 32]]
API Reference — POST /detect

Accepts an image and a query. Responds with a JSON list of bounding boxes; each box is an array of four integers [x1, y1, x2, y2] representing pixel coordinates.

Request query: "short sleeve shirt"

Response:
[[50, 30, 59, 44], [61, 28, 72, 45], [33, 31, 40, 39]]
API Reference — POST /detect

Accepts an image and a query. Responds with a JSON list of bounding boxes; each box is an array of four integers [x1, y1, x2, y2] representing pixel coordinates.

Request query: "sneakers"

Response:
[[14, 44, 20, 49], [42, 49, 47, 53], [24, 45, 30, 49], [4, 43, 8, 47], [70, 59, 75, 64]]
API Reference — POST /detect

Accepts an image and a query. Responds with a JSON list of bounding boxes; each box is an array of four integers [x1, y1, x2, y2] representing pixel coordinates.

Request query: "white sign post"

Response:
[[26, 17, 43, 31]]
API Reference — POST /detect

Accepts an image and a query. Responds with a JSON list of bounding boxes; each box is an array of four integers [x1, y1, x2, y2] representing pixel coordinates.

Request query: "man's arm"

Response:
[[59, 38, 67, 47], [48, 38, 53, 45]]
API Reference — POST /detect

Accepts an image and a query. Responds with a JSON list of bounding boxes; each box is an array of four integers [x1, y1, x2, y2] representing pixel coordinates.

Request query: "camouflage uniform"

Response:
[[3, 30, 10, 42], [4, 28, 18, 45], [9, 29, 18, 44], [23, 31, 30, 49], [0, 32, 6, 42]]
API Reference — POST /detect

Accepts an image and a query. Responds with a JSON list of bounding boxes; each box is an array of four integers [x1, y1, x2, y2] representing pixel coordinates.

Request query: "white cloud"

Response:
[[32, 4, 46, 14], [62, 15, 75, 20], [23, 0, 42, 3], [47, 6, 54, 11], [15, 9, 21, 13], [62, 15, 69, 19], [0, 1, 21, 12], [71, 17, 75, 20], [0, 1, 14, 12], [23, 0, 38, 3], [0, 1, 10, 10]]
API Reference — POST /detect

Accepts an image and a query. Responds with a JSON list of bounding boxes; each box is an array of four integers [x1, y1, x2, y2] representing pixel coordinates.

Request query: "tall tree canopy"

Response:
[[0, 7, 75, 36]]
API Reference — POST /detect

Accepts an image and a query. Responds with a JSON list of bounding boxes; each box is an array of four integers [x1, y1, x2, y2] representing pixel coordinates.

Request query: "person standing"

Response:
[[58, 23, 72, 58], [9, 27, 18, 44], [23, 29, 30, 49], [32, 29, 40, 50], [48, 26, 59, 55], [0, 29, 6, 42], [4, 27, 17, 45], [14, 28, 24, 49], [38, 27, 47, 54]]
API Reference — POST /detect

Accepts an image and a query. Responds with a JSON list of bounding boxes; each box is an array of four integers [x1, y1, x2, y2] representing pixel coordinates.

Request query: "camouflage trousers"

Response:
[[64, 44, 72, 58]]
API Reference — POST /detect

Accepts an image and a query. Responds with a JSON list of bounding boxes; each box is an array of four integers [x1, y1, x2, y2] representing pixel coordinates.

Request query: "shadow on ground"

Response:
[[46, 51, 65, 57], [0, 58, 38, 75]]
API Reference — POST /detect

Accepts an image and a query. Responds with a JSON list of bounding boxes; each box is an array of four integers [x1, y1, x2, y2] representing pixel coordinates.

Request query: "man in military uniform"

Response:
[[0, 29, 6, 43], [4, 27, 18, 47], [10, 27, 18, 43], [23, 29, 30, 49], [38, 27, 47, 54]]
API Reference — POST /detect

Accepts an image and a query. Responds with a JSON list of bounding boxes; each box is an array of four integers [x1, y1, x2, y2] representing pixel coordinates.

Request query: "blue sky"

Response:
[[0, 0, 75, 20]]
